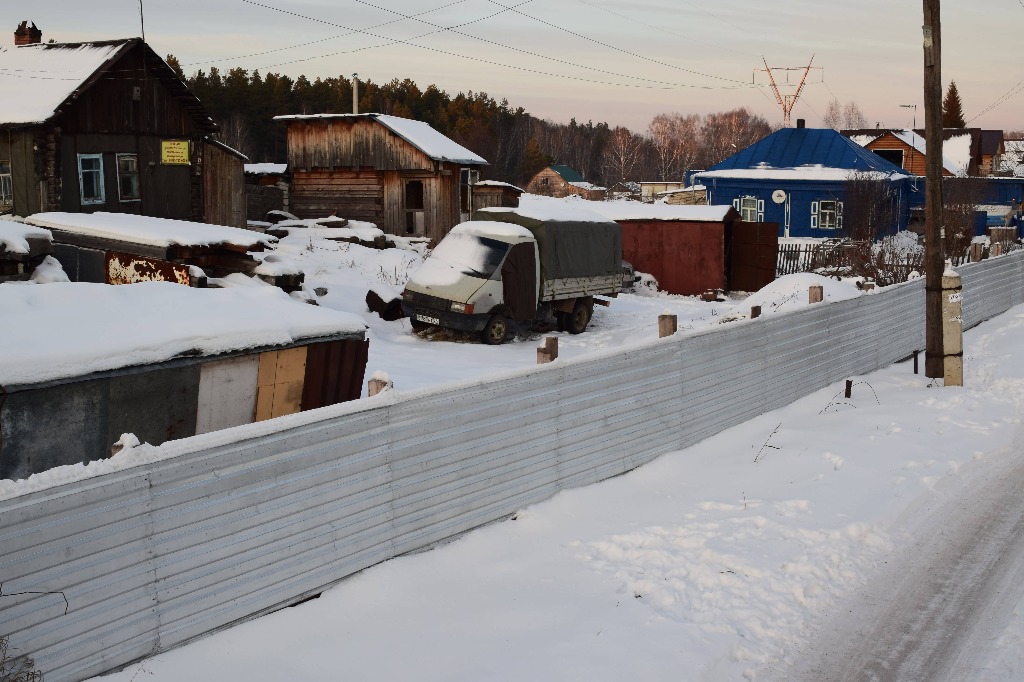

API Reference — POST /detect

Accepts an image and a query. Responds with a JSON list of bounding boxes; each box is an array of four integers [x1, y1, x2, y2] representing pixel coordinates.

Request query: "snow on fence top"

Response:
[[0, 281, 366, 387], [0, 221, 51, 254], [479, 196, 613, 223], [271, 113, 487, 165], [26, 212, 276, 249], [0, 41, 125, 124], [508, 194, 735, 223]]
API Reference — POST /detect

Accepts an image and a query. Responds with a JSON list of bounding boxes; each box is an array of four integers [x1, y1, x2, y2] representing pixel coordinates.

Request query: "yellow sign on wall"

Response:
[[161, 140, 190, 165]]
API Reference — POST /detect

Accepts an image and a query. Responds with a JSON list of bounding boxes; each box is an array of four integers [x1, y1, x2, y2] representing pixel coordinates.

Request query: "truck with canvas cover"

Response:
[[401, 208, 623, 344]]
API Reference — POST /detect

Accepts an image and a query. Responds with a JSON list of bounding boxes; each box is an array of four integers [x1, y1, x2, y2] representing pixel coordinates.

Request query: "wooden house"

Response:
[[0, 29, 246, 226], [845, 128, 1008, 178], [525, 165, 607, 200], [274, 113, 487, 243], [470, 180, 523, 216]]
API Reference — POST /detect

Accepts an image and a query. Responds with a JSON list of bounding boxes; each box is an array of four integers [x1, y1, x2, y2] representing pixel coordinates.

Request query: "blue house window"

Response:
[[733, 195, 764, 222], [811, 200, 843, 230]]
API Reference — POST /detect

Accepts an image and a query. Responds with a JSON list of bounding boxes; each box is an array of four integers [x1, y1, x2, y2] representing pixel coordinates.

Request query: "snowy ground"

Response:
[[88, 287, 1024, 679]]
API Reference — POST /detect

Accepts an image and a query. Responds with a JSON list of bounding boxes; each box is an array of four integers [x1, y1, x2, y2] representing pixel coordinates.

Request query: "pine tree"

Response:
[[942, 81, 966, 128]]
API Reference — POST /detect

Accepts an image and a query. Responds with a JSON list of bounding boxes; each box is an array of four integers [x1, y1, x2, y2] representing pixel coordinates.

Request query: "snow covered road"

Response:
[[781, 423, 1024, 682]]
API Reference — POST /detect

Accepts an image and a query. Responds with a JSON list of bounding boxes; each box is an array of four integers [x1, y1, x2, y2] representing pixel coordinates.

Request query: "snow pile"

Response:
[[29, 255, 69, 283], [873, 230, 922, 260], [735, 273, 862, 316], [271, 218, 385, 244], [0, 282, 366, 386], [0, 220, 51, 254], [26, 212, 276, 249], [244, 163, 287, 175]]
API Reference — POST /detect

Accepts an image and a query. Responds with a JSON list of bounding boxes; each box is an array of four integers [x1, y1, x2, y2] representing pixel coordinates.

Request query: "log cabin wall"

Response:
[[866, 134, 938, 177], [203, 142, 246, 228], [287, 118, 464, 242]]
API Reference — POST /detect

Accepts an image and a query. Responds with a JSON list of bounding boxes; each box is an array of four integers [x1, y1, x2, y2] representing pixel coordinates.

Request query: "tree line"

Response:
[[167, 57, 775, 188]]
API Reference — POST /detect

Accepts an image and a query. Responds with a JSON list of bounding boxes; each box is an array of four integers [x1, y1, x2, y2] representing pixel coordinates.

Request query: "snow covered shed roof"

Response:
[[272, 113, 487, 165], [25, 212, 275, 250], [702, 127, 908, 179], [0, 282, 366, 388], [0, 38, 217, 131]]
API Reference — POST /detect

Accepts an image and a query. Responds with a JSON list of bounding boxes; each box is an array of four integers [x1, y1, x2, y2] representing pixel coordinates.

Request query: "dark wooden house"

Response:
[[274, 113, 487, 243], [0, 30, 246, 227], [525, 165, 607, 200]]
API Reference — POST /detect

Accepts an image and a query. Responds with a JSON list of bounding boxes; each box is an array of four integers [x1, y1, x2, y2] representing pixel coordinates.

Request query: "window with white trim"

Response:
[[117, 153, 141, 202], [811, 199, 843, 230], [733, 195, 764, 222], [78, 154, 105, 205], [0, 161, 11, 209]]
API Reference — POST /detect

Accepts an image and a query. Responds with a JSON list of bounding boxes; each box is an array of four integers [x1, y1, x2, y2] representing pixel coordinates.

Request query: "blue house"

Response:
[[695, 125, 913, 238]]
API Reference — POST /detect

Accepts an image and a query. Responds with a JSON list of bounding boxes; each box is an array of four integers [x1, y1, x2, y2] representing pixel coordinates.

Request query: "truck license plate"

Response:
[[416, 314, 440, 325]]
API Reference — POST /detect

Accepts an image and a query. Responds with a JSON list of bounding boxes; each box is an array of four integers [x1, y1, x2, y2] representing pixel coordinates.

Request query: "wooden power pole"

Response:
[[923, 0, 945, 378]]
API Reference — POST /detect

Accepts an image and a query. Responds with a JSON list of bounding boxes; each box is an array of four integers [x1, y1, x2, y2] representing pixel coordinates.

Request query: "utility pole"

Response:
[[755, 56, 819, 128], [923, 0, 945, 378]]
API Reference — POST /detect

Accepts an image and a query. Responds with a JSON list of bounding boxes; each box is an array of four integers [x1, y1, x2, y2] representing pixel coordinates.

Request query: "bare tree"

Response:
[[218, 111, 257, 161], [842, 102, 867, 129], [823, 100, 843, 130], [824, 100, 866, 130], [944, 177, 988, 262], [844, 171, 901, 241], [647, 113, 700, 181], [602, 126, 646, 184], [698, 108, 773, 168]]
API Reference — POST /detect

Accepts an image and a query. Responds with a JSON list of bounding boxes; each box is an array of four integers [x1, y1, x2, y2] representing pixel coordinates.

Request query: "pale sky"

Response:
[[8, 1, 1024, 133]]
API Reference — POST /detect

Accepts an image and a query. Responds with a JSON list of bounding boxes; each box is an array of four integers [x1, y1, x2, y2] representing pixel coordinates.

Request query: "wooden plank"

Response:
[[196, 355, 260, 434], [300, 343, 327, 411]]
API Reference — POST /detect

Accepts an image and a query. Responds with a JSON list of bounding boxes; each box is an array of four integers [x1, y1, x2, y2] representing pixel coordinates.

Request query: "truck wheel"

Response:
[[566, 300, 592, 334], [480, 314, 509, 345]]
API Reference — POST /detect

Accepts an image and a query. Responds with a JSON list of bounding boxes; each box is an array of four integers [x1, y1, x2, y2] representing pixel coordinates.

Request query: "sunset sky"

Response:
[[7, 0, 1024, 132]]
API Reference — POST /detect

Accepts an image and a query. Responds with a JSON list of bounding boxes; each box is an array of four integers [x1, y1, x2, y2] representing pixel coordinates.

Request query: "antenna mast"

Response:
[[139, 0, 146, 41], [755, 55, 819, 127]]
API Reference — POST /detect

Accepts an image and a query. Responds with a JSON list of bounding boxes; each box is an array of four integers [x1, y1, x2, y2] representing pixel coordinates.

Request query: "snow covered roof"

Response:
[[657, 185, 706, 196], [696, 165, 907, 182], [272, 113, 487, 165], [481, 195, 616, 223], [0, 281, 366, 387], [0, 220, 51, 255], [849, 134, 880, 147], [873, 130, 970, 176], [704, 127, 908, 180], [25, 212, 276, 250], [0, 39, 216, 132], [568, 181, 606, 192], [473, 180, 524, 193], [562, 198, 737, 223], [245, 163, 288, 175], [0, 40, 128, 125]]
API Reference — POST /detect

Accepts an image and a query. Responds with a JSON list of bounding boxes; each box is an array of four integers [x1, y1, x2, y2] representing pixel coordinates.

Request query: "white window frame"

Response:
[[116, 153, 141, 202], [0, 160, 12, 209], [78, 154, 105, 205], [812, 199, 843, 231], [734, 195, 764, 222]]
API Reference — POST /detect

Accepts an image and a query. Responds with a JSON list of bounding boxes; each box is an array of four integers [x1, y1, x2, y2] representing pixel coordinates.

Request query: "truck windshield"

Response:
[[429, 233, 511, 279]]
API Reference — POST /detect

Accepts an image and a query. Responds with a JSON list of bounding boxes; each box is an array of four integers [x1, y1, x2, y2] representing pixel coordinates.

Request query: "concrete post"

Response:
[[809, 285, 824, 304], [991, 242, 1003, 258], [941, 266, 963, 386], [970, 242, 983, 262], [659, 314, 678, 338], [537, 337, 558, 364]]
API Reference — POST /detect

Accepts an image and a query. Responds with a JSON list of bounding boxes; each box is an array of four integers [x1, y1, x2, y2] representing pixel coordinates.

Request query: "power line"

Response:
[[241, 0, 757, 91], [965, 77, 1024, 124]]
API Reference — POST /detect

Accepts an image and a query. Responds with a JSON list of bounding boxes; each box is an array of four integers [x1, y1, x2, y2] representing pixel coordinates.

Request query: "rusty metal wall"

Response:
[[619, 220, 725, 295], [2, 253, 1023, 681]]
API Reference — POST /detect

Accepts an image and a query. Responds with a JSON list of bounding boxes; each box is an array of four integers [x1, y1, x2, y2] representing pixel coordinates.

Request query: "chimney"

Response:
[[14, 21, 42, 46], [796, 118, 805, 129]]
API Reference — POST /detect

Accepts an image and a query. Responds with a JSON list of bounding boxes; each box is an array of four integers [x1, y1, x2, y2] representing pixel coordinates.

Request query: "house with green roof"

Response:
[[525, 165, 606, 200]]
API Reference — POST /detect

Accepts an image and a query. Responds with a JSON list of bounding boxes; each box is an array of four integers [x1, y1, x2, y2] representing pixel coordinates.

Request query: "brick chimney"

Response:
[[14, 21, 42, 46]]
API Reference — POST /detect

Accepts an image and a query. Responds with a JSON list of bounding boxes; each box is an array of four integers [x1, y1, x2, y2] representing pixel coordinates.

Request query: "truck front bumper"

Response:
[[402, 302, 490, 332]]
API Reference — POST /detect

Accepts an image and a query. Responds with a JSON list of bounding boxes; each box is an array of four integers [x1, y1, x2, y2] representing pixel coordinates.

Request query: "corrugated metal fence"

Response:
[[3, 252, 1024, 681]]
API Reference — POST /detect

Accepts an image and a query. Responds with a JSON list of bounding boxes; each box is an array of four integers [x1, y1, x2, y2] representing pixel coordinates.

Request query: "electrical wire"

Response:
[[965, 77, 1024, 124]]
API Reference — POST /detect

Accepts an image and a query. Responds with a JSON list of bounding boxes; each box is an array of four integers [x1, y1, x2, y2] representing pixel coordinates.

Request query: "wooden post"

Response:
[[914, 350, 920, 374], [923, 0, 945, 378], [845, 379, 853, 399], [942, 266, 963, 386], [991, 242, 1003, 258], [751, 305, 761, 319], [862, 281, 876, 292], [659, 314, 678, 338], [537, 336, 559, 364], [809, 285, 824, 304], [969, 242, 983, 262]]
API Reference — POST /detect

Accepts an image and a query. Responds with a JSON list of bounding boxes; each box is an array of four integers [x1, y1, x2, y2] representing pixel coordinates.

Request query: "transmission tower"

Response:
[[754, 55, 820, 127]]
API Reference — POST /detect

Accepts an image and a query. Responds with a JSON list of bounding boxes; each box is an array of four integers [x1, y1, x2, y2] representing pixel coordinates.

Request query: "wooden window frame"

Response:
[[116, 153, 141, 202], [0, 160, 11, 209], [78, 153, 105, 205]]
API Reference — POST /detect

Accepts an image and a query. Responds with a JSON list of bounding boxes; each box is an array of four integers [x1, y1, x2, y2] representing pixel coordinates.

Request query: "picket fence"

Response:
[[2, 251, 1024, 681]]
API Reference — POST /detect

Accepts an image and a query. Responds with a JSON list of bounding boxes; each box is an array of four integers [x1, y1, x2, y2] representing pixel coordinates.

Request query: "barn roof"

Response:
[[549, 165, 586, 182], [272, 113, 487, 165], [0, 38, 218, 132], [702, 127, 907, 179]]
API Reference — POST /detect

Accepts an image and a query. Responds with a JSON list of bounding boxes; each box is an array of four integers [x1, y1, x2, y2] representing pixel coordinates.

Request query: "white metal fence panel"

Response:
[[2, 251, 1023, 681]]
